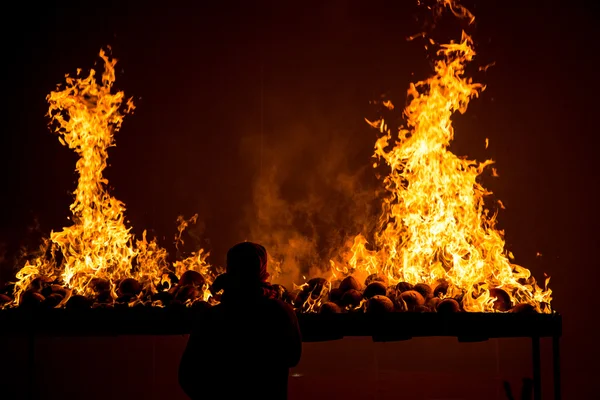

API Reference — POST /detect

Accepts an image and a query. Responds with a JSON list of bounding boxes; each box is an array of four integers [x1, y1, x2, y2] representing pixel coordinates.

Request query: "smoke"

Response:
[[240, 117, 382, 289]]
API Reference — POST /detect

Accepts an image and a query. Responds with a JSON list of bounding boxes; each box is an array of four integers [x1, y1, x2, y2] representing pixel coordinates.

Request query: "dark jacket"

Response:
[[179, 295, 302, 399]]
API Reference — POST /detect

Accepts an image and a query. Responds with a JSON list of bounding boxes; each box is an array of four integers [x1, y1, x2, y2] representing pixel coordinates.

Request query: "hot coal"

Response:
[[365, 274, 388, 286], [433, 281, 449, 298], [366, 295, 394, 314], [396, 282, 414, 293], [339, 276, 362, 293], [399, 290, 425, 309], [427, 297, 441, 310], [2, 268, 548, 314], [364, 282, 387, 299], [413, 283, 433, 299], [489, 288, 511, 312], [437, 298, 461, 313], [340, 289, 363, 308]]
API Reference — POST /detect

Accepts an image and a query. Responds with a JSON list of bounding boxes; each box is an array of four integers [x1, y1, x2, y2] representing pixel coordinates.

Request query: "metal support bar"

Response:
[[28, 335, 35, 400], [532, 336, 542, 400], [553, 335, 561, 400]]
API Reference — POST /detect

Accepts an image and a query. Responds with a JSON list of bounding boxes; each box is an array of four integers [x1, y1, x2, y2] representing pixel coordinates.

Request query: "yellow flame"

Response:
[[10, 49, 213, 305], [332, 0, 551, 312]]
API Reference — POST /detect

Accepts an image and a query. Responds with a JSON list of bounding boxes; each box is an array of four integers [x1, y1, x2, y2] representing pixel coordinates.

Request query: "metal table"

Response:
[[0, 308, 562, 400]]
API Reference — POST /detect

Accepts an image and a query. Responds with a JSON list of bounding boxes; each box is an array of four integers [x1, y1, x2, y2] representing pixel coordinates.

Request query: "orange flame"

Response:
[[331, 0, 552, 312]]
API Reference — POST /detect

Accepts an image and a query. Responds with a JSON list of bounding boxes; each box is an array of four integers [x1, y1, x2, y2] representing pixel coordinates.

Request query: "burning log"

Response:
[[319, 302, 342, 314], [399, 290, 425, 310], [65, 294, 92, 310], [117, 278, 142, 297], [489, 288, 512, 312], [437, 298, 461, 313], [339, 276, 362, 293], [413, 283, 433, 300], [396, 282, 414, 293], [364, 282, 387, 299], [340, 289, 363, 308], [366, 295, 394, 314]]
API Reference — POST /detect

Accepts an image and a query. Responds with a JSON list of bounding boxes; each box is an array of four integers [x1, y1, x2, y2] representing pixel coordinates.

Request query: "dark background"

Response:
[[1, 0, 598, 399]]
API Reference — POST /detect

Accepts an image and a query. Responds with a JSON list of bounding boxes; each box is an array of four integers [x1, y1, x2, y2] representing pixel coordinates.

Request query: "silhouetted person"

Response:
[[179, 242, 302, 399]]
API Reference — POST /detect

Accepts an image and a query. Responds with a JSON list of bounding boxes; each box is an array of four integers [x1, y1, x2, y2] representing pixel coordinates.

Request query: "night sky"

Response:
[[1, 1, 599, 398]]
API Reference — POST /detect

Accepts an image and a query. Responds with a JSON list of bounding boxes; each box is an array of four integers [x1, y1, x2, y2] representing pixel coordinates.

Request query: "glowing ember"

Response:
[[330, 0, 552, 312], [9, 49, 214, 307]]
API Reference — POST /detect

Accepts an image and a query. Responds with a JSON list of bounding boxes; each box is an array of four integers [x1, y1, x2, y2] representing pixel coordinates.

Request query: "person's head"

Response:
[[225, 242, 269, 291]]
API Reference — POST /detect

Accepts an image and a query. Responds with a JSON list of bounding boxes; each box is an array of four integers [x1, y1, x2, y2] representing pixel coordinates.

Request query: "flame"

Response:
[[10, 49, 213, 306], [331, 0, 552, 312]]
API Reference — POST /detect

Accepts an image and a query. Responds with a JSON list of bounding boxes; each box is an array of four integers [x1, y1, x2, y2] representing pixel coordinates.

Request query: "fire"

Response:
[[330, 0, 552, 312], [10, 49, 213, 306], [5, 0, 552, 314]]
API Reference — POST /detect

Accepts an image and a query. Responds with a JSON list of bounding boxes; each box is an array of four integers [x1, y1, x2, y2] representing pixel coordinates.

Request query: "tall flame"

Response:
[[332, 0, 552, 312], [11, 49, 212, 305]]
